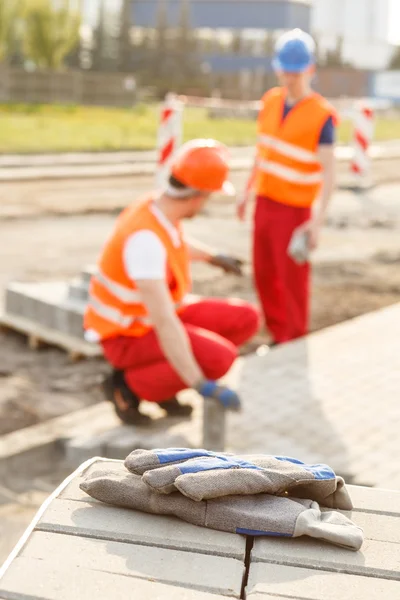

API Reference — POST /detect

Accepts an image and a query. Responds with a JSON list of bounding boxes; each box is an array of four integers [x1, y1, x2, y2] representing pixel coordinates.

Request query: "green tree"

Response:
[[118, 0, 133, 71], [23, 0, 81, 69], [0, 0, 23, 62]]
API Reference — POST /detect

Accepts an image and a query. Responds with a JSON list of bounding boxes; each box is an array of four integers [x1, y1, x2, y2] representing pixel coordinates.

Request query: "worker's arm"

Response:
[[186, 236, 214, 262], [185, 236, 244, 276], [308, 144, 336, 249], [134, 278, 241, 409], [136, 278, 204, 387], [237, 159, 258, 221]]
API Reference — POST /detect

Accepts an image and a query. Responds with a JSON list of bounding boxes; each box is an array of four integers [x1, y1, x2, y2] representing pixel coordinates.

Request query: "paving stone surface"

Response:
[[21, 531, 244, 596], [246, 563, 400, 600], [226, 303, 400, 490], [0, 558, 221, 600]]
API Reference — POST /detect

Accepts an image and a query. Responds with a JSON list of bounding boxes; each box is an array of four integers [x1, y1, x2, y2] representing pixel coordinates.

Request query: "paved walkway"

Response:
[[62, 303, 400, 491]]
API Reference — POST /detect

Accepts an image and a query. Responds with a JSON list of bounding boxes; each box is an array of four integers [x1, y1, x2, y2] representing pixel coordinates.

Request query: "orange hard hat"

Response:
[[170, 139, 235, 195]]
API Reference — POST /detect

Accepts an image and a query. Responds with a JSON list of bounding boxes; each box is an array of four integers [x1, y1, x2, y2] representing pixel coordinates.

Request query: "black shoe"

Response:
[[102, 370, 151, 426], [160, 397, 193, 417]]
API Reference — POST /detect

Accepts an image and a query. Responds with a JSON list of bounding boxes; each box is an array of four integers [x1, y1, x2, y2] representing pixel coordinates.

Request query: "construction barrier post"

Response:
[[350, 101, 375, 189], [156, 92, 184, 188]]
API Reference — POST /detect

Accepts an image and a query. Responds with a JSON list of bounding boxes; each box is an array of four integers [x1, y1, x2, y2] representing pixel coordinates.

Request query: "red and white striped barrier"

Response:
[[156, 93, 184, 187], [350, 102, 375, 185]]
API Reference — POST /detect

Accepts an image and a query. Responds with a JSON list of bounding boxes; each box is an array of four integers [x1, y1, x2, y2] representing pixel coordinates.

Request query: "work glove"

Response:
[[124, 448, 353, 510], [209, 254, 244, 276], [80, 461, 363, 551], [288, 228, 310, 265], [195, 380, 241, 412]]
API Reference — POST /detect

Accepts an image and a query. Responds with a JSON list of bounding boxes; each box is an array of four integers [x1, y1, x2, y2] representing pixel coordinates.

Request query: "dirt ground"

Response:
[[1, 172, 400, 436]]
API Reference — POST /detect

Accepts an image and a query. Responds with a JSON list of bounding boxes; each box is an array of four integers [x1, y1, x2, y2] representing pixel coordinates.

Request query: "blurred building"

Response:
[[130, 0, 312, 73], [311, 0, 392, 69]]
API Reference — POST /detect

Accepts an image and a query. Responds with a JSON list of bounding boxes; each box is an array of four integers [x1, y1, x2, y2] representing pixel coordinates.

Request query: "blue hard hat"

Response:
[[272, 29, 315, 73]]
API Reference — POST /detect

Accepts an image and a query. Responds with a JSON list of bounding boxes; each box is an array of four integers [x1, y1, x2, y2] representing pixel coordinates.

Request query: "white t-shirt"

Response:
[[122, 202, 181, 280]]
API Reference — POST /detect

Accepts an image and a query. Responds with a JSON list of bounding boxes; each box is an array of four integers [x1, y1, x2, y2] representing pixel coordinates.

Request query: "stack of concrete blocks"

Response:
[[3, 265, 97, 352]]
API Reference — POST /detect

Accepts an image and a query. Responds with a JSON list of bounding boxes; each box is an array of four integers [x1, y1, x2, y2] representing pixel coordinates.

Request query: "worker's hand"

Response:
[[195, 379, 242, 412], [298, 219, 321, 251], [209, 254, 244, 276]]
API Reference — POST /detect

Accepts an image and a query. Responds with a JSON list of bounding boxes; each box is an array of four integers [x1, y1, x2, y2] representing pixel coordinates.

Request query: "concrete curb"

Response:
[[0, 404, 114, 484], [1, 146, 399, 182]]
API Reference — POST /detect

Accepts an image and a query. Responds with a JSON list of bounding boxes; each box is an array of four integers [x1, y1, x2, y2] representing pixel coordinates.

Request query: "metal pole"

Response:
[[202, 398, 226, 451]]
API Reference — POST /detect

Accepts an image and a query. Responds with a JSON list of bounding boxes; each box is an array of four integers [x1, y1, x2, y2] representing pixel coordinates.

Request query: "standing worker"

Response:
[[238, 29, 338, 345], [85, 139, 260, 425]]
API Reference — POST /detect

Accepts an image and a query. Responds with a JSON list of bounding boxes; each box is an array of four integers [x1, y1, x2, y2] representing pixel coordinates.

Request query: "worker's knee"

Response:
[[226, 300, 261, 346], [240, 302, 261, 339], [201, 343, 237, 381]]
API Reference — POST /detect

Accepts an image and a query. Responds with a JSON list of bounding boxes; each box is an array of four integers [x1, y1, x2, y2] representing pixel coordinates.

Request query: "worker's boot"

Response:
[[160, 397, 193, 417], [102, 370, 151, 426]]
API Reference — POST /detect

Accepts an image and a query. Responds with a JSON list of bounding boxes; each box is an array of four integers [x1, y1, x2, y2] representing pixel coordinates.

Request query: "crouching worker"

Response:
[[84, 139, 260, 425]]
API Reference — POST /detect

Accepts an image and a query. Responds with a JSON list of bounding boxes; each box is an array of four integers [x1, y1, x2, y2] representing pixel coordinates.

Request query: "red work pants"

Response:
[[253, 195, 311, 343], [102, 298, 260, 403]]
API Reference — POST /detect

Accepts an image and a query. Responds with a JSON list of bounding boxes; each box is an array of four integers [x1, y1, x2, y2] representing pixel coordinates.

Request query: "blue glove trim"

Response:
[[155, 449, 215, 465], [236, 528, 292, 537], [199, 380, 218, 397], [179, 456, 263, 475], [274, 456, 336, 480]]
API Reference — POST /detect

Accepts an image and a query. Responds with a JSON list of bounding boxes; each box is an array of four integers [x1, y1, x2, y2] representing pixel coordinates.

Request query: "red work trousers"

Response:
[[101, 298, 260, 403], [253, 195, 311, 344]]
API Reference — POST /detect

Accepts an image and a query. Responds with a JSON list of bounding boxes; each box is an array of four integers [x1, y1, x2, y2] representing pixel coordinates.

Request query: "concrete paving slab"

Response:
[[344, 511, 400, 544], [246, 562, 400, 600], [36, 497, 246, 559], [252, 535, 400, 581], [0, 557, 220, 600], [22, 530, 244, 596], [347, 485, 400, 516]]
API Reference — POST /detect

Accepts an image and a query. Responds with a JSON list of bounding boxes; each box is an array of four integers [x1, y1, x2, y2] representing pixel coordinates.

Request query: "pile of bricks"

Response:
[[2, 266, 98, 355]]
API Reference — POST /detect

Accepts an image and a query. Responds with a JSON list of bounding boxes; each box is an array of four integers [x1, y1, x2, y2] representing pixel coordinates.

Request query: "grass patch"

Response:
[[0, 102, 398, 153]]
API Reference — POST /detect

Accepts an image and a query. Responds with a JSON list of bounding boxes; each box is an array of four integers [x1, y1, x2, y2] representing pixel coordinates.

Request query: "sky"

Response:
[[389, 0, 400, 43]]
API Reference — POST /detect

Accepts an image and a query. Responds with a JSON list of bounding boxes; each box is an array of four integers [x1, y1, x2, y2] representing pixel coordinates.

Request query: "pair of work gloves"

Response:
[[81, 448, 363, 551]]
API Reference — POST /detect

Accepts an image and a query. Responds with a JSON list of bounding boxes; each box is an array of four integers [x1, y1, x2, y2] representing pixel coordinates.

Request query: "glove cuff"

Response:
[[195, 379, 217, 397]]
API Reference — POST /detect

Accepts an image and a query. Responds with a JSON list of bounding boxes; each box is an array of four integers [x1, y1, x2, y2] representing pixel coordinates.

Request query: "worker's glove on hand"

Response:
[[125, 448, 353, 510], [288, 228, 310, 265], [80, 460, 363, 551], [209, 254, 244, 276], [195, 380, 241, 412]]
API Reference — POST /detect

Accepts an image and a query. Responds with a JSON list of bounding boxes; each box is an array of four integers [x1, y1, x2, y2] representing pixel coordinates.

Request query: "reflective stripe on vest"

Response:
[[93, 269, 143, 304], [88, 293, 152, 328], [258, 134, 318, 164], [257, 158, 323, 186]]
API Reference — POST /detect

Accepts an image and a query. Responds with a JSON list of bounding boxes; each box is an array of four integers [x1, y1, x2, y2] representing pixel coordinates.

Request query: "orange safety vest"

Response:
[[256, 87, 338, 208], [84, 196, 191, 341]]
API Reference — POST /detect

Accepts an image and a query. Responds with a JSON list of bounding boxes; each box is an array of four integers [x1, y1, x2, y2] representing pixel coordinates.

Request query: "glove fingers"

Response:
[[143, 456, 244, 494], [294, 502, 364, 551], [80, 469, 207, 527], [124, 448, 216, 475], [175, 467, 294, 502]]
